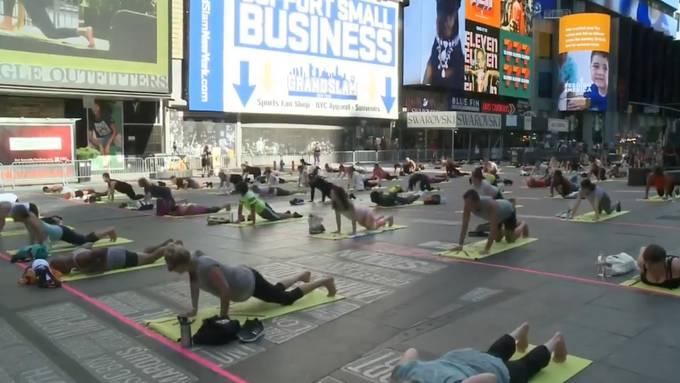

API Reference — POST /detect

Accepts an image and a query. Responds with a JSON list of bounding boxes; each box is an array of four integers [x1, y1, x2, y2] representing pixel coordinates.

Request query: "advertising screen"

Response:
[[0, 122, 73, 164], [190, 0, 399, 119], [499, 30, 532, 98], [558, 13, 611, 112], [466, 0, 501, 27], [84, 100, 124, 171], [403, 0, 466, 89], [500, 0, 533, 36], [464, 21, 500, 95], [0, 0, 169, 94]]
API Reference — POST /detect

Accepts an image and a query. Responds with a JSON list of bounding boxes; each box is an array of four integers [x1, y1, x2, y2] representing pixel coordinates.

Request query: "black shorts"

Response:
[[499, 211, 518, 232], [60, 226, 98, 246], [250, 269, 303, 306], [28, 203, 40, 216]]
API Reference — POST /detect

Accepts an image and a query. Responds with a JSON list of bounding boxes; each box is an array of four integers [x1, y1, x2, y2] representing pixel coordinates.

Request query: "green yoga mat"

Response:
[[570, 210, 629, 223], [310, 225, 406, 240], [7, 237, 134, 256], [145, 290, 343, 342], [370, 201, 424, 209], [61, 258, 166, 282], [226, 217, 304, 227], [620, 278, 680, 297], [636, 195, 674, 203], [439, 237, 537, 260], [94, 195, 130, 204], [511, 345, 591, 383]]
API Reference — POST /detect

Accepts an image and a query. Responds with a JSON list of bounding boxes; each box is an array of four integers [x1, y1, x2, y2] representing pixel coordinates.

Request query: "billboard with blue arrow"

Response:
[[187, 0, 399, 119]]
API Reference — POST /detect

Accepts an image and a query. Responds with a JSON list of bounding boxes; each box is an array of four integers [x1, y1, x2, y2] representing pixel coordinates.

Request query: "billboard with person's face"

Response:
[[464, 21, 500, 95], [0, 0, 169, 94], [500, 0, 533, 36], [404, 0, 466, 89], [558, 13, 611, 112], [84, 100, 124, 171]]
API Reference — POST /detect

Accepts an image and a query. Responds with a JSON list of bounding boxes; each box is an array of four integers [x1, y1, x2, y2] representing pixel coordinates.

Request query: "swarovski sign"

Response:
[[407, 112, 501, 130]]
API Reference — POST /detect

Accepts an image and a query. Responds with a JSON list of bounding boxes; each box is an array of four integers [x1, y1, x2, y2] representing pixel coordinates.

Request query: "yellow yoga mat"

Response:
[[61, 259, 166, 282], [226, 217, 304, 227], [94, 195, 130, 204], [145, 290, 343, 342], [636, 195, 673, 203], [570, 210, 629, 223], [310, 225, 406, 240], [439, 237, 537, 260], [371, 201, 424, 209], [511, 345, 591, 383], [163, 208, 230, 219], [7, 237, 134, 256], [620, 278, 680, 297], [1, 225, 74, 238]]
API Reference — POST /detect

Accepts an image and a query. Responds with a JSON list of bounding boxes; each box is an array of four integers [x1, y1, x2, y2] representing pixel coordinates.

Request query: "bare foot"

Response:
[[0, 17, 13, 31], [80, 26, 95, 48], [387, 216, 394, 227], [552, 333, 567, 363], [298, 271, 311, 283], [516, 322, 530, 353], [323, 277, 337, 297], [109, 230, 118, 242]]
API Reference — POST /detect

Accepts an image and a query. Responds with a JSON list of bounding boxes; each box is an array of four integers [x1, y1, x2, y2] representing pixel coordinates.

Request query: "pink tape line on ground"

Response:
[[0, 253, 249, 383]]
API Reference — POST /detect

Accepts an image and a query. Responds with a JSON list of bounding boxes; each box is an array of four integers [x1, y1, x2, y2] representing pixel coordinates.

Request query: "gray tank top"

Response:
[[195, 256, 256, 302], [474, 197, 513, 222]]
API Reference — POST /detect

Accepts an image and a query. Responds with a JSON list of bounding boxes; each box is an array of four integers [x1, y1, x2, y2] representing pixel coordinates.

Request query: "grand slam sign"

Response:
[[189, 0, 399, 119]]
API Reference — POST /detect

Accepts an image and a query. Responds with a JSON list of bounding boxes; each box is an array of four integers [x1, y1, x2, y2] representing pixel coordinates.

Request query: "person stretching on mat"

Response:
[[0, 201, 40, 233], [408, 173, 447, 192], [471, 168, 503, 199], [252, 184, 294, 197], [445, 159, 469, 178], [170, 176, 201, 190], [637, 244, 680, 289], [372, 164, 398, 181], [330, 185, 393, 234], [452, 190, 529, 255], [391, 322, 567, 383], [241, 164, 262, 182], [309, 169, 334, 202], [550, 170, 579, 199], [370, 190, 419, 207], [11, 204, 116, 246], [163, 243, 336, 318], [169, 203, 229, 217], [347, 166, 379, 191], [235, 182, 301, 225], [645, 166, 679, 200], [103, 173, 143, 201], [569, 179, 621, 220], [41, 239, 174, 275], [138, 178, 176, 206]]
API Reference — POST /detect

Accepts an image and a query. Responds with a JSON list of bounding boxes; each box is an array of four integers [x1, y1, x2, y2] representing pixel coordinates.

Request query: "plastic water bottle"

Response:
[[597, 253, 605, 279], [178, 316, 193, 347]]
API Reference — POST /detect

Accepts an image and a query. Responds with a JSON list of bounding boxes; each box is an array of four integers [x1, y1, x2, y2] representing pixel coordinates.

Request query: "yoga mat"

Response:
[[371, 201, 424, 209], [94, 194, 130, 204], [570, 210, 629, 223], [511, 345, 591, 383], [164, 209, 229, 219], [226, 217, 304, 227], [145, 290, 343, 342], [61, 259, 166, 282], [310, 225, 406, 240], [7, 237, 134, 256], [620, 278, 680, 297], [439, 237, 537, 260], [636, 195, 673, 203], [1, 225, 74, 238]]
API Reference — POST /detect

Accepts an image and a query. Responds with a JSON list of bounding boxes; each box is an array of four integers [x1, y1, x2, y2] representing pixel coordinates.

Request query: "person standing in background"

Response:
[[88, 101, 118, 156], [201, 145, 212, 177], [313, 144, 321, 166]]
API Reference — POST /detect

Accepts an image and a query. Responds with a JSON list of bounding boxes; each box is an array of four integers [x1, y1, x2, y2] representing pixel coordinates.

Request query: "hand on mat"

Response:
[[449, 244, 463, 252], [181, 308, 197, 318], [479, 248, 490, 256]]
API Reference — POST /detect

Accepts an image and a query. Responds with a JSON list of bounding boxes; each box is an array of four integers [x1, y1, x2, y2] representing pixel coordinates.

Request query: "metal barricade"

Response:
[[10, 161, 74, 187], [354, 150, 378, 163], [376, 150, 398, 163]]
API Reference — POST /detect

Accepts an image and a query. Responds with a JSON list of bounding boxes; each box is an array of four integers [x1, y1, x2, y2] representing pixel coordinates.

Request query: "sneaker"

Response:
[[238, 319, 265, 343], [349, 193, 357, 200], [290, 198, 304, 206], [615, 202, 621, 212]]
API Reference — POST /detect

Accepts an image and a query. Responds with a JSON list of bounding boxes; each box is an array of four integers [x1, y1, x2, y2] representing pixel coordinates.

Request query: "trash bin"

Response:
[[77, 161, 91, 183]]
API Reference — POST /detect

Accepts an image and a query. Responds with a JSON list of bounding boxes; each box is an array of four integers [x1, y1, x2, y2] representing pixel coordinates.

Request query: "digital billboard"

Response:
[[403, 0, 466, 89], [499, 30, 532, 98], [0, 0, 169, 94], [500, 0, 533, 36], [464, 21, 500, 95], [466, 0, 501, 27], [558, 13, 611, 112], [0, 121, 74, 164], [190, 0, 399, 119]]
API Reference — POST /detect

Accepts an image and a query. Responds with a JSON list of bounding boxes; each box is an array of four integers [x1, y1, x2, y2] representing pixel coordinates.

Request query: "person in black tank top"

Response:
[[103, 173, 143, 201], [639, 244, 680, 289]]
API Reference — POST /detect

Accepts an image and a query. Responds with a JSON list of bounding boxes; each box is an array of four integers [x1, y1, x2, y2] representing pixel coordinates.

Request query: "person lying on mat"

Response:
[[569, 179, 621, 220], [252, 184, 294, 197], [452, 190, 529, 255], [331, 185, 393, 234], [43, 185, 105, 201], [11, 204, 117, 246], [391, 322, 567, 383], [471, 168, 503, 200], [370, 190, 419, 207], [169, 203, 230, 217], [37, 239, 173, 275], [138, 178, 176, 207], [645, 166, 679, 200], [637, 244, 680, 289], [103, 173, 144, 201], [170, 176, 201, 190], [408, 173, 447, 192], [550, 170, 580, 199], [235, 182, 301, 225], [309, 169, 334, 202], [372, 164, 398, 181], [163, 243, 336, 318]]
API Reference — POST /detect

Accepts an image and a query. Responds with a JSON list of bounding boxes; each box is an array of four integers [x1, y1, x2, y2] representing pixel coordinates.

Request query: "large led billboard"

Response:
[[464, 21, 500, 95], [0, 0, 169, 94], [189, 0, 399, 119], [558, 13, 611, 112], [499, 30, 532, 98]]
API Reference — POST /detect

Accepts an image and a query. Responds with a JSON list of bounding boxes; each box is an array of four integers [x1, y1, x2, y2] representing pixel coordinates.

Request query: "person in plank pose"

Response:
[[569, 179, 621, 220], [235, 182, 301, 225], [330, 185, 393, 234]]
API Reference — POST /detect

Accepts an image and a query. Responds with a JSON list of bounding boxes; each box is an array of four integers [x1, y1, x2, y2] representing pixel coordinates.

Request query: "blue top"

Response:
[[585, 83, 607, 111], [391, 348, 510, 383], [41, 222, 63, 242]]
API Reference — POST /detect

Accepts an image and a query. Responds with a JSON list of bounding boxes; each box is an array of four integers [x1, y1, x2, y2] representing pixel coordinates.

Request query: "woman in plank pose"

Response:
[[235, 182, 301, 225], [330, 185, 393, 235]]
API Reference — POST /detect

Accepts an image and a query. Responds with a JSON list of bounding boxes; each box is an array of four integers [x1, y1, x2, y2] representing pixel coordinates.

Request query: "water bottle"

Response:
[[596, 254, 605, 278], [178, 316, 193, 347]]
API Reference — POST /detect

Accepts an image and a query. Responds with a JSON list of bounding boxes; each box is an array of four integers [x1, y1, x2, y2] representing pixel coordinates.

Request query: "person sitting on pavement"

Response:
[[330, 185, 393, 234], [391, 322, 567, 383], [569, 179, 621, 220], [163, 243, 336, 318], [372, 164, 398, 181], [408, 172, 448, 192], [452, 190, 529, 255], [637, 244, 680, 289], [445, 159, 469, 178], [550, 170, 579, 199], [645, 166, 679, 200], [235, 182, 301, 225]]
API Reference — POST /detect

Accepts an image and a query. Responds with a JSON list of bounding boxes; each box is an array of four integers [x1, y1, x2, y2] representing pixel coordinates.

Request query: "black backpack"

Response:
[[192, 316, 241, 346]]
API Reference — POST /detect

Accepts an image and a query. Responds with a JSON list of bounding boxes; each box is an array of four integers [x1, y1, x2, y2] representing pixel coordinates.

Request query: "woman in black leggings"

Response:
[[11, 0, 96, 47], [391, 323, 567, 383], [163, 243, 336, 318]]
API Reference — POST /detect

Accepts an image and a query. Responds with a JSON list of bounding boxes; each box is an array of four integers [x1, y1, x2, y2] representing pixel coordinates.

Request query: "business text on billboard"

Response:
[[465, 21, 500, 95], [499, 30, 532, 98], [190, 0, 399, 119]]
